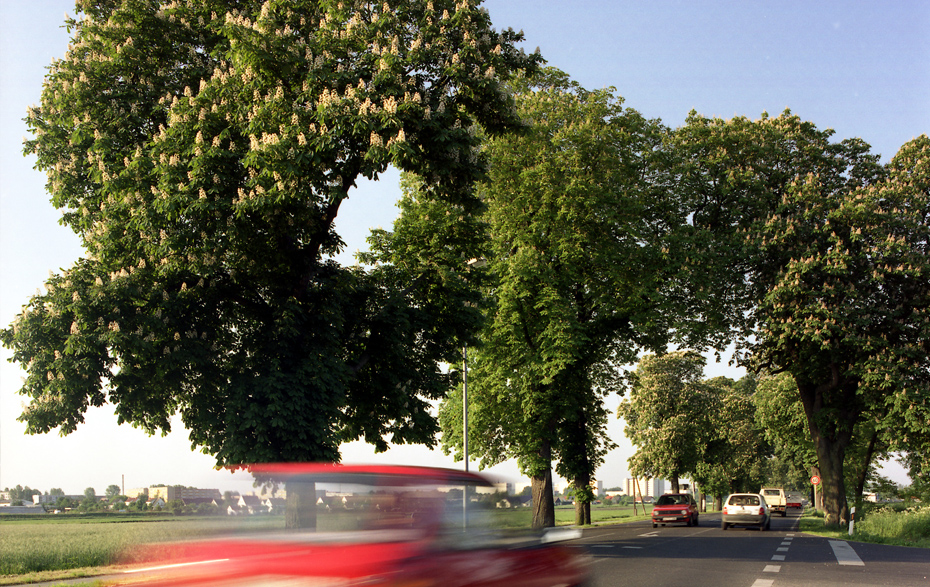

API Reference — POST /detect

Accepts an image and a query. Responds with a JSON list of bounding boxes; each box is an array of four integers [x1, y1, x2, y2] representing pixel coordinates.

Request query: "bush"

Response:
[[857, 504, 930, 545]]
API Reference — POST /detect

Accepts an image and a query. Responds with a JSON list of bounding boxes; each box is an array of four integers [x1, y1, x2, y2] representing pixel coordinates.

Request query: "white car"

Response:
[[721, 493, 771, 531]]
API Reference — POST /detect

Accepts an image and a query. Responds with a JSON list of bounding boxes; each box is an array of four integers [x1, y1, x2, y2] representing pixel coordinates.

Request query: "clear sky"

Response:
[[1, 0, 926, 495]]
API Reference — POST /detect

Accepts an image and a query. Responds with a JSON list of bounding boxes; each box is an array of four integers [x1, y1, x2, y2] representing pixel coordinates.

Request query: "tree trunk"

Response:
[[796, 376, 856, 527], [530, 440, 555, 529], [853, 429, 879, 513], [285, 480, 317, 530], [573, 474, 591, 526], [670, 474, 679, 494], [813, 436, 849, 526]]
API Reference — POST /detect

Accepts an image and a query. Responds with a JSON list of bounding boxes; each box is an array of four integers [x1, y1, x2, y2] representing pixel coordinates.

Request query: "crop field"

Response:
[[0, 514, 281, 576], [0, 504, 680, 579], [0, 506, 650, 577]]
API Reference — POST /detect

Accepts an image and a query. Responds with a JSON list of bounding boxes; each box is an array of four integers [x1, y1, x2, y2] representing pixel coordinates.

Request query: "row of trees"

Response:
[[428, 68, 928, 527], [3, 1, 927, 529], [619, 351, 915, 511]]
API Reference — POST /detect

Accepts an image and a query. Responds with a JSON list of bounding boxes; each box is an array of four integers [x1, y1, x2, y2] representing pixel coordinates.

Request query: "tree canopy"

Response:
[[671, 109, 930, 524], [2, 0, 540, 492], [618, 351, 723, 493], [431, 68, 671, 527]]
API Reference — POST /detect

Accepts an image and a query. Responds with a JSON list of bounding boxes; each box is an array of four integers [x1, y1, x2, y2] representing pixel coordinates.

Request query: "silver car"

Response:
[[721, 493, 771, 531]]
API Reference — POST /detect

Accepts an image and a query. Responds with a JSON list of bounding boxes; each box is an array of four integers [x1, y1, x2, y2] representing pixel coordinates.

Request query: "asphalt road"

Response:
[[572, 511, 930, 587]]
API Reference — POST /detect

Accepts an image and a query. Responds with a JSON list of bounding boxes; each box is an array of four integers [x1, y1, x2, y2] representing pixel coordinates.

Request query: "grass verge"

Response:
[[799, 503, 930, 548], [0, 515, 283, 584], [0, 565, 117, 586]]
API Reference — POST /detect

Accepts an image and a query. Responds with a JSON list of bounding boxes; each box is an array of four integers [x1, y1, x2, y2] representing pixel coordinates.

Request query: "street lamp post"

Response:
[[461, 257, 486, 529], [463, 344, 469, 528], [463, 344, 469, 472]]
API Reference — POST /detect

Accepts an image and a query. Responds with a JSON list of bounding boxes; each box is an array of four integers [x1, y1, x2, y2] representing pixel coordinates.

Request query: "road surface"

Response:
[[575, 511, 929, 587]]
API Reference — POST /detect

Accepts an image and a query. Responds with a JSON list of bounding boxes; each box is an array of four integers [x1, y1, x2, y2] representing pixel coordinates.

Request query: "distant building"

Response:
[[262, 497, 287, 514], [624, 478, 665, 499], [237, 494, 264, 514], [32, 494, 84, 505], [493, 482, 515, 496], [128, 486, 222, 501]]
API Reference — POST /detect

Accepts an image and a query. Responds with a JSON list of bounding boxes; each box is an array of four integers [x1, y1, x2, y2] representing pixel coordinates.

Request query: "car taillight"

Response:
[[759, 507, 765, 515], [722, 506, 728, 514]]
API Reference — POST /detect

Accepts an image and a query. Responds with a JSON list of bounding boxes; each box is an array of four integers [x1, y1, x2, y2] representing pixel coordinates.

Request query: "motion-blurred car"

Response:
[[111, 463, 589, 587], [721, 493, 771, 531], [651, 493, 699, 527]]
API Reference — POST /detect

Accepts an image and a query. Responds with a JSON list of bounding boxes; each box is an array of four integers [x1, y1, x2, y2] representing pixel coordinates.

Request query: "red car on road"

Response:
[[651, 493, 699, 527], [112, 463, 589, 587]]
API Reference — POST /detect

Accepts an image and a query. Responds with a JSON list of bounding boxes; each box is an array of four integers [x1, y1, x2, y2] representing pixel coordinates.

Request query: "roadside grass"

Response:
[[489, 504, 655, 528], [0, 515, 282, 584], [556, 505, 652, 526], [799, 503, 930, 549]]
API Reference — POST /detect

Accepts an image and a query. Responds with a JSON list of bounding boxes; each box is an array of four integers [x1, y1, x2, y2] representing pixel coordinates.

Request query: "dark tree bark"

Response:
[[797, 376, 857, 526], [853, 429, 879, 512], [573, 474, 591, 526], [530, 440, 555, 529], [285, 481, 317, 530]]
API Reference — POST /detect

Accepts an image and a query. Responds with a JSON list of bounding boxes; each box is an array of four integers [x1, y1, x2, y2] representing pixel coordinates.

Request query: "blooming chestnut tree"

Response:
[[618, 351, 723, 494], [750, 135, 930, 524], [2, 0, 540, 515], [671, 111, 929, 525]]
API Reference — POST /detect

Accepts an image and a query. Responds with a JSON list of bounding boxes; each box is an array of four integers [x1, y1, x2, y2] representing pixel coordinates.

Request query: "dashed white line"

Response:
[[751, 579, 774, 587], [771, 554, 785, 561], [763, 565, 781, 573], [829, 540, 865, 566], [776, 547, 789, 552]]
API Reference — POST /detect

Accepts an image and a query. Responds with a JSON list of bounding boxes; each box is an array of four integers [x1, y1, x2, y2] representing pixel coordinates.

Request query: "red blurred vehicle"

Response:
[[651, 493, 699, 527], [110, 463, 588, 587]]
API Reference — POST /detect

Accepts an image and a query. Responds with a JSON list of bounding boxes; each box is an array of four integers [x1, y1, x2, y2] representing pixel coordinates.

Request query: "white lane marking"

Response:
[[776, 547, 789, 552], [771, 555, 785, 561], [829, 540, 865, 566], [638, 532, 659, 537], [622, 546, 643, 549], [763, 565, 781, 573], [780, 541, 792, 546], [751, 580, 774, 587], [786, 533, 795, 536], [591, 545, 614, 548]]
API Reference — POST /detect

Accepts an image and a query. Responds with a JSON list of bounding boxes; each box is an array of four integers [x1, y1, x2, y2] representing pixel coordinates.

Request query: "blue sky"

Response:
[[1, 0, 926, 493]]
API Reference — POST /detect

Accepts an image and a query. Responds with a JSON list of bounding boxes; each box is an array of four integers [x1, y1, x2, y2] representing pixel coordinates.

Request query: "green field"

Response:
[[0, 506, 650, 580], [0, 514, 281, 578]]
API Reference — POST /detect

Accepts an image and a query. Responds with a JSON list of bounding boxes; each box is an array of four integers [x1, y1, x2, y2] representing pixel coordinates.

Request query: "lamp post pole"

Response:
[[461, 257, 486, 529], [463, 345, 469, 528], [463, 344, 469, 473]]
